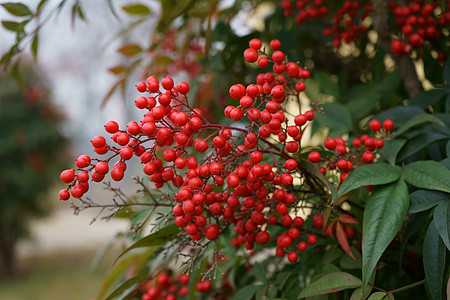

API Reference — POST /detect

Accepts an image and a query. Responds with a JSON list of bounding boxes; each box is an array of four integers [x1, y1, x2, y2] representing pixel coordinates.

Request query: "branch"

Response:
[[372, 0, 422, 98]]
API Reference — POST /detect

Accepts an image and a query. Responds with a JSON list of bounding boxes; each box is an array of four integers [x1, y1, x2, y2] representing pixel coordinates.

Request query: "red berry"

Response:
[[369, 119, 381, 132], [91, 136, 106, 148], [362, 151, 374, 163], [383, 119, 394, 131], [205, 224, 220, 240], [59, 189, 70, 200], [324, 137, 337, 150], [287, 251, 298, 263], [308, 151, 321, 163], [307, 234, 317, 245], [104, 121, 119, 134], [60, 169, 75, 183], [244, 48, 259, 63], [297, 241, 307, 251], [270, 39, 281, 50], [249, 38, 262, 50], [177, 81, 190, 94], [161, 76, 174, 90]]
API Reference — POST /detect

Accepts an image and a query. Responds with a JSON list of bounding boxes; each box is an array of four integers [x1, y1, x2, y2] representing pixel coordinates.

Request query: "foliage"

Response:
[[1, 0, 450, 299]]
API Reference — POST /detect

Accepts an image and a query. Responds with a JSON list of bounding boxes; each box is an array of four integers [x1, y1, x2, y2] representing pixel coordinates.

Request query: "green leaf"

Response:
[[31, 34, 38, 61], [394, 113, 445, 137], [301, 158, 337, 202], [382, 138, 407, 166], [117, 43, 143, 57], [1, 2, 32, 17], [315, 103, 352, 137], [122, 4, 152, 15], [98, 249, 154, 299], [114, 224, 180, 263], [298, 272, 362, 299], [362, 179, 409, 287], [433, 201, 450, 250], [108, 65, 128, 75], [314, 71, 340, 98], [1, 20, 20, 31], [397, 132, 450, 162], [409, 189, 449, 213], [334, 163, 401, 203], [423, 220, 446, 300], [231, 285, 261, 300], [367, 292, 389, 300], [410, 89, 449, 109], [403, 160, 450, 193], [399, 210, 430, 267], [105, 275, 147, 300]]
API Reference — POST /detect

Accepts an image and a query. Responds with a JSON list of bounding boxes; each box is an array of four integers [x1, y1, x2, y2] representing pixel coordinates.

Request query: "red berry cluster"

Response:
[[59, 39, 388, 268], [140, 272, 210, 300], [281, 0, 328, 23], [280, 0, 371, 48], [322, 0, 371, 48], [389, 1, 450, 61], [307, 118, 394, 183]]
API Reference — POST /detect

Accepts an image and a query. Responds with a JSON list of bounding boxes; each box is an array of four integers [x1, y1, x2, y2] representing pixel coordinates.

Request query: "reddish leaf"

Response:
[[339, 214, 358, 224], [337, 222, 356, 260]]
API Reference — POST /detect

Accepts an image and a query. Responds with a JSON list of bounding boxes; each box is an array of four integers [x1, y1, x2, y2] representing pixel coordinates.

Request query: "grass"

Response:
[[0, 249, 115, 300]]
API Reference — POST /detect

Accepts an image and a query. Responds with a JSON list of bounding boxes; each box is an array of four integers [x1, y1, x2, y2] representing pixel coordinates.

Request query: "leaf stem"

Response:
[[388, 279, 426, 294]]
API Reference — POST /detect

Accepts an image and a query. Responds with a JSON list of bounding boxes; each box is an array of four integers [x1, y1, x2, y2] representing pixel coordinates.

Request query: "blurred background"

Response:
[[0, 1, 262, 298], [0, 1, 154, 299]]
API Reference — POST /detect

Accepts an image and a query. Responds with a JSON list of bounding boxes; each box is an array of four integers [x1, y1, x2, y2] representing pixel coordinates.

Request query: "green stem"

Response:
[[388, 279, 426, 294]]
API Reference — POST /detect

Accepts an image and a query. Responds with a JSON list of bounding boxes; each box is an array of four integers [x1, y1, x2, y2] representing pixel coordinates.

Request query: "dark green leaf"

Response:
[[297, 272, 362, 298], [315, 103, 352, 137], [122, 4, 152, 15], [410, 88, 449, 109], [394, 113, 445, 137], [397, 132, 450, 162], [315, 71, 340, 98], [446, 140, 450, 157], [362, 179, 409, 287], [334, 163, 401, 203], [231, 285, 261, 300], [105, 275, 148, 300], [399, 210, 430, 267], [382, 138, 407, 166], [31, 34, 38, 61], [114, 224, 180, 263], [1, 20, 20, 31], [423, 220, 446, 300], [433, 201, 450, 250], [117, 43, 143, 57], [409, 190, 449, 213], [1, 2, 32, 17], [403, 160, 450, 193]]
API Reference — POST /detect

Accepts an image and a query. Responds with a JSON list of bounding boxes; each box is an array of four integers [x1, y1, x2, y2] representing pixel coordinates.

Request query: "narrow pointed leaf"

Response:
[[362, 179, 409, 287], [409, 189, 449, 213], [433, 201, 450, 250], [403, 160, 450, 193], [2, 20, 20, 31], [382, 138, 407, 166], [297, 272, 362, 298], [399, 210, 430, 267], [423, 220, 446, 300], [337, 222, 356, 260], [334, 163, 401, 203], [117, 43, 143, 57], [31, 34, 38, 61], [339, 214, 358, 224], [1, 2, 32, 16], [122, 4, 152, 15], [394, 113, 445, 136], [114, 224, 180, 264], [105, 275, 148, 300]]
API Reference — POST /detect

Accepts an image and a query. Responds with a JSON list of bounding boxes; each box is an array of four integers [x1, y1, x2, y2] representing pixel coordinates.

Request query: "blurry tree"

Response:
[[0, 66, 67, 277]]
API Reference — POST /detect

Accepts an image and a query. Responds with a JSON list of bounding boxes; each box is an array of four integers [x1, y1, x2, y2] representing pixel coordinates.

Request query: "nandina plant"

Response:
[[59, 38, 450, 300]]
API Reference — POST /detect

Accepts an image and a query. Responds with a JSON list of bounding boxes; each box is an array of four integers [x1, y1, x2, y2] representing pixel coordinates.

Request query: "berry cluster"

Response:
[[281, 0, 371, 48], [307, 118, 393, 183], [59, 39, 392, 267], [389, 1, 450, 62], [139, 272, 210, 300]]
